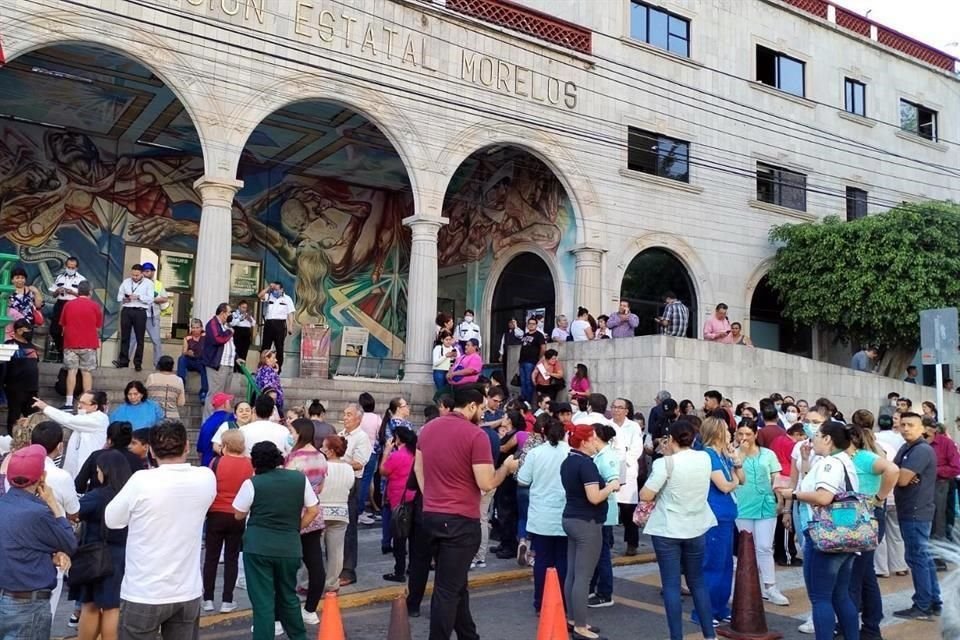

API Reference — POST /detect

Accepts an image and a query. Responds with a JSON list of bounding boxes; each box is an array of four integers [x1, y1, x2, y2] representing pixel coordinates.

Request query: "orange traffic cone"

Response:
[[318, 591, 345, 640], [717, 531, 783, 640], [386, 595, 411, 640], [536, 567, 569, 640]]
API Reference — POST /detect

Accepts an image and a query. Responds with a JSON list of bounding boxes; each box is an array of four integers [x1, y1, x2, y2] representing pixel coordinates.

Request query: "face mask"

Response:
[[65, 268, 76, 276], [734, 415, 742, 426], [464, 316, 473, 323], [286, 434, 296, 447], [784, 412, 798, 424], [270, 289, 282, 299], [774, 402, 782, 411], [890, 399, 898, 407], [802, 423, 817, 439]]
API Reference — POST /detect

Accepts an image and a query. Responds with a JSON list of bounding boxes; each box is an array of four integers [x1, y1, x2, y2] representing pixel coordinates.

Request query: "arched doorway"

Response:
[[620, 248, 698, 337], [438, 145, 577, 352], [490, 252, 556, 350], [750, 275, 812, 356], [236, 99, 413, 361], [0, 43, 203, 351]]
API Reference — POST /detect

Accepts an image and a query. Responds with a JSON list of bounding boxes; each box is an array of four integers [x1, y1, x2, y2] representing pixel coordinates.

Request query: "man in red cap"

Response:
[[197, 392, 235, 467], [0, 445, 77, 640]]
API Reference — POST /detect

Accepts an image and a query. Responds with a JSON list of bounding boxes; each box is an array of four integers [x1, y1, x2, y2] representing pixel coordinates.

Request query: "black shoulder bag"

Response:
[[69, 505, 115, 586], [390, 464, 419, 540]]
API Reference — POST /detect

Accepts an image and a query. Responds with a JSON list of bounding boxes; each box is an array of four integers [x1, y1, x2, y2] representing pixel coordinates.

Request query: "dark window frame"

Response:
[[844, 78, 866, 117], [629, 1, 691, 58], [627, 127, 691, 183], [899, 99, 938, 141], [756, 45, 806, 97], [756, 162, 807, 212], [845, 186, 868, 221]]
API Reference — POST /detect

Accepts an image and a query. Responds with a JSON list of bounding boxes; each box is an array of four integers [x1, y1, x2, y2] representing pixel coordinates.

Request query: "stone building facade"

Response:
[[0, 0, 957, 382]]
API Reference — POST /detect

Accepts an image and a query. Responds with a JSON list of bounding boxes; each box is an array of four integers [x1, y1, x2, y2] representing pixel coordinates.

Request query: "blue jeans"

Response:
[[381, 502, 393, 549], [433, 370, 447, 391], [849, 507, 885, 637], [358, 455, 378, 515], [802, 533, 859, 640], [588, 525, 614, 599], [516, 485, 530, 541], [177, 355, 208, 396], [531, 533, 568, 612], [699, 519, 735, 623], [518, 362, 535, 404], [899, 518, 942, 612], [651, 535, 715, 640], [0, 594, 52, 640]]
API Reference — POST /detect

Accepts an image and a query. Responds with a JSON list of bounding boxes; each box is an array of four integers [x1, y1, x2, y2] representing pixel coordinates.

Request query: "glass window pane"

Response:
[[900, 101, 918, 133], [630, 2, 648, 42], [668, 16, 688, 39], [780, 170, 807, 211], [628, 128, 658, 174], [668, 35, 689, 57], [845, 81, 854, 112], [658, 139, 689, 182], [778, 57, 804, 96], [649, 8, 669, 50]]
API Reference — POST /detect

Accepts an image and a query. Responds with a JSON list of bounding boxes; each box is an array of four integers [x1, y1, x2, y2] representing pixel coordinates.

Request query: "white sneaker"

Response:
[[220, 602, 238, 613], [202, 600, 215, 612], [236, 576, 246, 590], [797, 618, 815, 634], [763, 586, 790, 606], [302, 608, 319, 625], [275, 621, 284, 636], [358, 513, 375, 525]]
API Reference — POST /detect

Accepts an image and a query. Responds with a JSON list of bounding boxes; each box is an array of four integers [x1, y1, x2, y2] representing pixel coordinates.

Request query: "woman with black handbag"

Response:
[[71, 450, 132, 640], [380, 426, 417, 582]]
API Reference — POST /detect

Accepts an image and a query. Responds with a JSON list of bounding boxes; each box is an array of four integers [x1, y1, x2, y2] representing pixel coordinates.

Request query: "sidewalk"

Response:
[[51, 520, 652, 638]]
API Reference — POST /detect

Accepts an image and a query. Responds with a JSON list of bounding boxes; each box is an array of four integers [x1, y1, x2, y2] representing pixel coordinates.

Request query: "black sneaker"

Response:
[[67, 613, 80, 627], [587, 594, 613, 608], [893, 606, 931, 620], [931, 603, 942, 616]]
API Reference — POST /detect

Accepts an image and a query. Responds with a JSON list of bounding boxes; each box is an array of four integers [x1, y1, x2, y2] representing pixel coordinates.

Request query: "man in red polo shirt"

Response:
[[59, 281, 103, 409], [415, 387, 518, 640]]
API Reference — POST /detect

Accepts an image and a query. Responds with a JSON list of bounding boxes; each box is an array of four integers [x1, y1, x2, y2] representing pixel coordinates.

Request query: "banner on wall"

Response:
[[160, 252, 194, 290], [230, 260, 261, 298], [341, 326, 370, 357], [300, 324, 332, 379]]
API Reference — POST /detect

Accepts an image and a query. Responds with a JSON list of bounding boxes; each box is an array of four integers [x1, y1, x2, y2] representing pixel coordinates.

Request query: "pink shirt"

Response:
[[359, 412, 381, 447], [703, 315, 734, 342], [451, 352, 483, 385], [570, 376, 590, 396], [382, 448, 417, 507]]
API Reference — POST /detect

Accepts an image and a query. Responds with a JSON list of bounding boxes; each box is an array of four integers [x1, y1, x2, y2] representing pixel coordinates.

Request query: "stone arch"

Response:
[[482, 243, 562, 348], [1, 10, 222, 175], [613, 233, 711, 338], [743, 257, 776, 336], [224, 73, 434, 216], [436, 121, 601, 247]]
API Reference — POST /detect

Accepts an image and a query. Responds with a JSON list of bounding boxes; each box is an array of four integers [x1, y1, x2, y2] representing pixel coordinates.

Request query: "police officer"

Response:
[[258, 282, 295, 373]]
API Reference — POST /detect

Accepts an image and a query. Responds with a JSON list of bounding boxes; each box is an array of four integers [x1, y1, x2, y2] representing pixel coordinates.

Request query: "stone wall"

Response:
[[511, 337, 960, 433]]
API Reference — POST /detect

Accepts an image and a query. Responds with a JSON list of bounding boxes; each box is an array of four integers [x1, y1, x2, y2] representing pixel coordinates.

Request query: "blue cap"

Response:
[[141, 262, 156, 271]]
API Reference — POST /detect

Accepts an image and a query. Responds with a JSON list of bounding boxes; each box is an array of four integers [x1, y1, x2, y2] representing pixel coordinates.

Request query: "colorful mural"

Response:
[[0, 44, 578, 362]]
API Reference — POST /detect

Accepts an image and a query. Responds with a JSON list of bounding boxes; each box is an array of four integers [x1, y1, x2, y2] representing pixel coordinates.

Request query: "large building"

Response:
[[1, 0, 957, 383]]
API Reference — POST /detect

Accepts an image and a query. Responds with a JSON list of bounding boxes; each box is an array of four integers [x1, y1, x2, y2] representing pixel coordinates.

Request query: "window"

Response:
[[900, 100, 938, 140], [846, 187, 868, 221], [844, 78, 866, 117], [756, 162, 807, 211], [628, 127, 690, 182], [630, 1, 690, 57], [756, 45, 805, 97]]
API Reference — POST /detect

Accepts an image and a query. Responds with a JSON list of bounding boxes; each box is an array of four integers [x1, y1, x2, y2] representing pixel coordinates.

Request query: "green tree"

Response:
[[766, 201, 960, 376]]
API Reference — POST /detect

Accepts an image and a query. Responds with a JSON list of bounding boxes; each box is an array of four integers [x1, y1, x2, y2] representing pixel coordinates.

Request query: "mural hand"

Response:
[[130, 217, 181, 244], [3, 162, 59, 197]]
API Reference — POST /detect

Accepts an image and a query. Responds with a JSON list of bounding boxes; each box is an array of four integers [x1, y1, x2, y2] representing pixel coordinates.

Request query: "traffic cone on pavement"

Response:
[[717, 531, 782, 640], [386, 595, 411, 640], [318, 592, 345, 640], [536, 567, 569, 640]]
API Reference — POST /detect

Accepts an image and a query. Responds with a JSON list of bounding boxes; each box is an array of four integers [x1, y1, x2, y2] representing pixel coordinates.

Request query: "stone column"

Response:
[[571, 244, 606, 314], [403, 215, 447, 384], [192, 176, 243, 321]]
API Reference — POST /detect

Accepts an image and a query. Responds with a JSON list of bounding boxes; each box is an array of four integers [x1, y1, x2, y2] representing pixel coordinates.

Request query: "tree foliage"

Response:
[[766, 201, 960, 352]]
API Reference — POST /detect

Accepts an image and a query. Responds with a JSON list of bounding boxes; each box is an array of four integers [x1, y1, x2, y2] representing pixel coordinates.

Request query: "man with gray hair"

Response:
[[338, 402, 371, 586], [647, 390, 672, 430]]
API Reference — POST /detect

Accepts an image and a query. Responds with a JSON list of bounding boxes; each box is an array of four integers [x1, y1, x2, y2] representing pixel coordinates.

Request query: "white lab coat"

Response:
[[43, 406, 109, 479], [611, 418, 644, 504]]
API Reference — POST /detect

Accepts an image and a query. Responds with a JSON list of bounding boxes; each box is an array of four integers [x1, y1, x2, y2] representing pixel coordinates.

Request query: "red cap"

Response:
[[211, 392, 233, 410], [7, 444, 46, 487]]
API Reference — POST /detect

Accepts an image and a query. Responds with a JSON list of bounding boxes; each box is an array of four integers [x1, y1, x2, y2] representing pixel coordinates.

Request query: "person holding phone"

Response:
[[703, 303, 734, 344]]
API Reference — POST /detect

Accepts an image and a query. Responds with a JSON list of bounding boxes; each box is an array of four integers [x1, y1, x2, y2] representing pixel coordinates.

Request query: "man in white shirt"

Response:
[[133, 262, 169, 369], [28, 421, 80, 618], [239, 396, 291, 457], [338, 403, 371, 586], [229, 300, 255, 371], [259, 282, 296, 373], [105, 420, 215, 640], [112, 264, 154, 371], [35, 392, 110, 479], [609, 397, 644, 555], [48, 256, 86, 360], [455, 310, 481, 352]]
